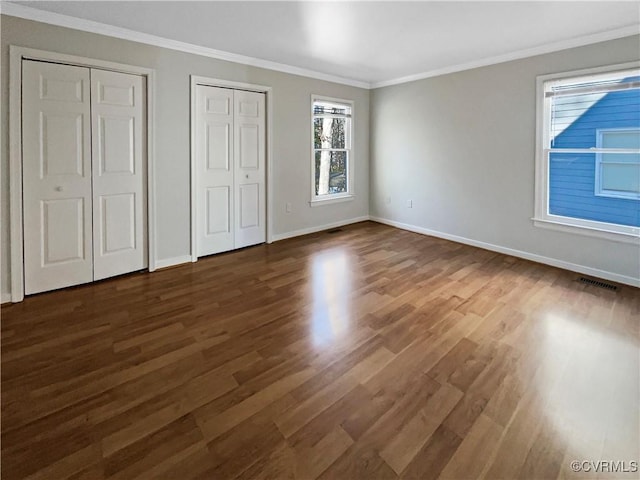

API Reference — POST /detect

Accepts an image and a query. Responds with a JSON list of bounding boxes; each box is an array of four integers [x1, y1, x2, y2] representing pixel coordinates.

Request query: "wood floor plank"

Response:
[[103, 414, 204, 479], [101, 367, 238, 456], [380, 382, 463, 475], [23, 444, 103, 480], [194, 366, 316, 441], [204, 393, 296, 479], [286, 384, 370, 451], [400, 424, 463, 479], [1, 221, 637, 480], [317, 443, 398, 480], [234, 443, 298, 480], [293, 425, 354, 479], [438, 413, 503, 480], [275, 346, 394, 438]]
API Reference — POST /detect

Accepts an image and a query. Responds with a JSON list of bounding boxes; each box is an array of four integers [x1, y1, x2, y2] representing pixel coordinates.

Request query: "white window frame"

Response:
[[310, 95, 354, 206], [594, 127, 640, 200], [533, 61, 640, 244]]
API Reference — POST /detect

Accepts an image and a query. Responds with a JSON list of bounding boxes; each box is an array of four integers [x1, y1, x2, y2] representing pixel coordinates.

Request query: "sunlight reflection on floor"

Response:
[[535, 311, 639, 462], [308, 248, 353, 347]]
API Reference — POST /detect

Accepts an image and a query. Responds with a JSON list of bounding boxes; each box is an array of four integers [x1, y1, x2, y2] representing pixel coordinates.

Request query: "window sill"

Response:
[[532, 217, 640, 245], [309, 194, 355, 207]]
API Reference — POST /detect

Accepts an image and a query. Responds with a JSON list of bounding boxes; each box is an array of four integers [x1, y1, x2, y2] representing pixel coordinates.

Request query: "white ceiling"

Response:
[[6, 1, 640, 87]]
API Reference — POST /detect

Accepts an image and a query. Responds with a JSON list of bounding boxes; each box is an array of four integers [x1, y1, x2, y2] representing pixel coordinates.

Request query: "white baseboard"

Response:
[[271, 216, 371, 242], [0, 256, 192, 302], [155, 255, 194, 270], [370, 216, 640, 288]]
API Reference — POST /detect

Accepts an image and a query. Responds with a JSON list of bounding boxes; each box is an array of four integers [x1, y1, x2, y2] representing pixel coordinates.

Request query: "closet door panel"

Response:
[[22, 60, 93, 294], [91, 69, 147, 280], [234, 90, 266, 248], [196, 85, 235, 256], [206, 186, 231, 235], [239, 183, 259, 229]]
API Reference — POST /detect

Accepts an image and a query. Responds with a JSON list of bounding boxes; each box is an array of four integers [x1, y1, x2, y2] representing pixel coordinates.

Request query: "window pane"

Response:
[[601, 163, 640, 193], [549, 152, 640, 226], [313, 101, 351, 116], [600, 152, 640, 164], [315, 150, 347, 195], [314, 117, 347, 149], [601, 130, 640, 149], [550, 82, 640, 149], [599, 152, 640, 196]]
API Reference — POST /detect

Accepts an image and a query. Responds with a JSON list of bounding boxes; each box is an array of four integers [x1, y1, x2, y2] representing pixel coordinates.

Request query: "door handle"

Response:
[[54, 186, 64, 192]]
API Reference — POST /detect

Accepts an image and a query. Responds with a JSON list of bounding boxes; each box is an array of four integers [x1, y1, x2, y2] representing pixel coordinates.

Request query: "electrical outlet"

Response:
[[285, 202, 292, 213], [407, 199, 413, 208]]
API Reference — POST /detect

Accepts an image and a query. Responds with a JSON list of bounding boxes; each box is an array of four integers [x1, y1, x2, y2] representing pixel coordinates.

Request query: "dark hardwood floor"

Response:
[[2, 221, 638, 479]]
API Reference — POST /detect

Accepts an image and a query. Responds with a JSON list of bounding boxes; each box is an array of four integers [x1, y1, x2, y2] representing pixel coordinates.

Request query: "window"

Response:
[[595, 128, 640, 200], [311, 96, 353, 204], [534, 63, 640, 241]]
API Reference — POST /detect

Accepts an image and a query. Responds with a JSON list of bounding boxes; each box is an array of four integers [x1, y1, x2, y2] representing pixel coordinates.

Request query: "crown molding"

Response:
[[2, 2, 638, 91], [372, 24, 640, 88], [0, 2, 371, 89]]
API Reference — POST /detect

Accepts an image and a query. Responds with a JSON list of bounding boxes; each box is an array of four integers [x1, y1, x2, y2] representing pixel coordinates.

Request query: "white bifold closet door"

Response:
[[91, 69, 147, 280], [22, 60, 146, 295], [23, 61, 93, 294], [195, 85, 266, 257]]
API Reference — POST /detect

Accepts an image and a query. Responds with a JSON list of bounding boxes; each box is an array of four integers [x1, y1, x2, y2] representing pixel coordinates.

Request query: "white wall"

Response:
[[370, 35, 640, 286], [0, 14, 370, 300]]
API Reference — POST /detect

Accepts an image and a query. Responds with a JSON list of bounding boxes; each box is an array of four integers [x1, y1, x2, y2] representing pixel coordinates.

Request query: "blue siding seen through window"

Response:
[[548, 77, 640, 227]]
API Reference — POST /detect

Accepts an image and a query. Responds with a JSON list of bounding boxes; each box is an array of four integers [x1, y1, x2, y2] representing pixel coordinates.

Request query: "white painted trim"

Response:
[[309, 194, 355, 207], [189, 77, 198, 262], [4, 2, 636, 91], [9, 46, 157, 302], [271, 216, 370, 242], [0, 2, 370, 89], [155, 255, 193, 270], [311, 95, 355, 203], [266, 87, 274, 244], [532, 218, 639, 244], [533, 61, 640, 245], [1, 293, 11, 305], [191, 76, 270, 94], [9, 46, 24, 303], [372, 25, 640, 88], [147, 69, 157, 272], [370, 216, 640, 288], [536, 61, 640, 85], [189, 75, 274, 260]]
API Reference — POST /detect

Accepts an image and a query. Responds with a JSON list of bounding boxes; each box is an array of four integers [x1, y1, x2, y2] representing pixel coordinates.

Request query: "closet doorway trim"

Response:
[[9, 46, 157, 303], [189, 75, 274, 262]]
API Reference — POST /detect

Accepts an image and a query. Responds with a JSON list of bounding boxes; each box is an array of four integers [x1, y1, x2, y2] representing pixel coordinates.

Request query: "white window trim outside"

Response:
[[594, 127, 640, 200], [310, 94, 354, 206], [533, 61, 640, 245]]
